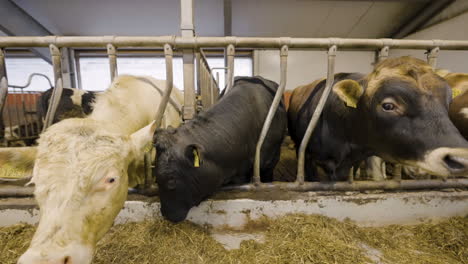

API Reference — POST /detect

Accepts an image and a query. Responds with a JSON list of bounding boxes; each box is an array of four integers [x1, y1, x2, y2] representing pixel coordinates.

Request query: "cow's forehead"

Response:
[[365, 58, 443, 97], [34, 120, 130, 188]]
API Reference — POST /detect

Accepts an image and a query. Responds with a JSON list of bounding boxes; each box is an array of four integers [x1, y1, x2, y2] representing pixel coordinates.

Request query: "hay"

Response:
[[0, 164, 31, 179], [1, 214, 466, 264]]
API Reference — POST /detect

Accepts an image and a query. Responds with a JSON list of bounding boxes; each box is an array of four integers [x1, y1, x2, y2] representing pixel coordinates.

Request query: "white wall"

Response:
[[255, 50, 374, 90], [255, 12, 468, 89], [390, 12, 468, 72]]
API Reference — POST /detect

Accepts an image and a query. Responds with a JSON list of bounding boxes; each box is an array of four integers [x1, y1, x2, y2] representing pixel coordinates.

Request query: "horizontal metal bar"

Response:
[[2, 179, 466, 198], [2, 36, 468, 50], [222, 179, 468, 192], [0, 186, 34, 197]]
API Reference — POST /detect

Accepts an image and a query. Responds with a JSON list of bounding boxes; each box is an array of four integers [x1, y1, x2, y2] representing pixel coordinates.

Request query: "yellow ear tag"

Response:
[[344, 98, 357, 108], [452, 88, 462, 99], [143, 143, 153, 153], [193, 149, 200, 167]]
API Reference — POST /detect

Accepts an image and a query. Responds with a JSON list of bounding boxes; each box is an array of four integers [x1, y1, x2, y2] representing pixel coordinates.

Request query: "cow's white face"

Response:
[[18, 119, 155, 264]]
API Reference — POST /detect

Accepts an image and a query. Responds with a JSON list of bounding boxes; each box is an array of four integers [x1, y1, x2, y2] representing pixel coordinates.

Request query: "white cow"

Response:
[[10, 75, 183, 264]]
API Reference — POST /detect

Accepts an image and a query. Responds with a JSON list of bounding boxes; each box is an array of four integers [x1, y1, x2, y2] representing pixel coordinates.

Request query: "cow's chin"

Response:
[[408, 147, 468, 178], [18, 243, 93, 264]]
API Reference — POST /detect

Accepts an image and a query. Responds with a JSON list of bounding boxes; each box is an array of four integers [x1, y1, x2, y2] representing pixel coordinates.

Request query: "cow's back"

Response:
[[450, 91, 468, 139]]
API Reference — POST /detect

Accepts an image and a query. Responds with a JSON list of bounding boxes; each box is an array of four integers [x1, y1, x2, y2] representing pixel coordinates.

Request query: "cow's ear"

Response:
[[130, 121, 158, 155], [184, 144, 202, 168], [332, 79, 363, 108]]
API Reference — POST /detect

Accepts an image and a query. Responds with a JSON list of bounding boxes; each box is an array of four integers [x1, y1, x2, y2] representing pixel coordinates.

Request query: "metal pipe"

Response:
[[1, 178, 467, 198], [4, 36, 468, 50], [296, 45, 337, 184], [8, 73, 53, 89], [427, 46, 440, 68], [154, 44, 174, 128], [0, 48, 8, 126], [253, 45, 288, 185], [222, 178, 468, 192], [107, 44, 118, 81], [225, 44, 235, 92], [43, 44, 64, 130], [0, 186, 35, 197]]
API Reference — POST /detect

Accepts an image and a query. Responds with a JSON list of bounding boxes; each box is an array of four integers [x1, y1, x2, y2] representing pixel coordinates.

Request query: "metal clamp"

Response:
[[378, 46, 390, 63]]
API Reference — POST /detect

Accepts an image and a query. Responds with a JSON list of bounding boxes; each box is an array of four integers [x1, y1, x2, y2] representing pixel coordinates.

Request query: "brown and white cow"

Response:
[[288, 56, 468, 181], [8, 75, 183, 264]]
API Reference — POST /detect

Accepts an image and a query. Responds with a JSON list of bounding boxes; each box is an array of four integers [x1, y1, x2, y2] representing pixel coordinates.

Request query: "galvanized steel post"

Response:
[[43, 44, 64, 130], [427, 43, 440, 68], [107, 43, 118, 81], [0, 48, 7, 142], [253, 45, 288, 185], [225, 44, 235, 92], [296, 44, 337, 185]]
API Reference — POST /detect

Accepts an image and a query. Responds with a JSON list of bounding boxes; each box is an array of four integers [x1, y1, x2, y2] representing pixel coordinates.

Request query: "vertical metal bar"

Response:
[[183, 51, 196, 120], [253, 45, 288, 185], [60, 47, 73, 88], [43, 44, 64, 130], [181, 0, 196, 120], [74, 51, 83, 90], [154, 44, 174, 128], [378, 46, 389, 63], [107, 44, 118, 81], [210, 72, 214, 106], [427, 46, 439, 68], [297, 45, 337, 185], [394, 164, 402, 181], [202, 62, 211, 108], [225, 44, 235, 92], [0, 48, 8, 142]]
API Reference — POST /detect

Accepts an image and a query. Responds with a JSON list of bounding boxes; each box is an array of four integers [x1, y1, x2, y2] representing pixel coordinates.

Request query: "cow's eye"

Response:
[[106, 177, 116, 184], [382, 103, 395, 111]]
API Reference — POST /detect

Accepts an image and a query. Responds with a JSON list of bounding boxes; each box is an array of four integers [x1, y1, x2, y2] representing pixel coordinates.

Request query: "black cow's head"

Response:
[[333, 56, 468, 177], [153, 128, 223, 222]]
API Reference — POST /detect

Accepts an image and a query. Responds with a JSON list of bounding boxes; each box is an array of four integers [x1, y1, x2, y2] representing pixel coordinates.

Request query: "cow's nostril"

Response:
[[443, 155, 465, 171], [63, 256, 71, 264]]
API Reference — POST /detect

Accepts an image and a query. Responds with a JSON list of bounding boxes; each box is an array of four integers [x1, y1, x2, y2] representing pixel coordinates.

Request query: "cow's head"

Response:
[[332, 56, 468, 177], [18, 119, 156, 264], [153, 128, 223, 223]]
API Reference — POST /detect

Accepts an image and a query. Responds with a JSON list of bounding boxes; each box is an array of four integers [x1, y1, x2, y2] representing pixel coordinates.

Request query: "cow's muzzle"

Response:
[[416, 147, 468, 177], [17, 244, 92, 264]]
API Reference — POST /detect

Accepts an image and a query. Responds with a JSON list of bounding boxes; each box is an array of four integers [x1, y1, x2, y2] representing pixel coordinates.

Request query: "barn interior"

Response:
[[0, 1, 468, 264]]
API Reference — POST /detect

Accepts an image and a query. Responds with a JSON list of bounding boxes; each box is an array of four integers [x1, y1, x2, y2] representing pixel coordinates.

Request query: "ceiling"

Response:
[[2, 0, 449, 38]]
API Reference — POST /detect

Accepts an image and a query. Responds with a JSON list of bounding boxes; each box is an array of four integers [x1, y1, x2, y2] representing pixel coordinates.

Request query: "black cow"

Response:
[[37, 87, 96, 125], [288, 56, 468, 181], [154, 76, 287, 222]]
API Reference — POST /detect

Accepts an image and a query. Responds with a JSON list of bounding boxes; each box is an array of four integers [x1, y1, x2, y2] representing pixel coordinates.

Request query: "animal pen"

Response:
[[0, 0, 467, 233]]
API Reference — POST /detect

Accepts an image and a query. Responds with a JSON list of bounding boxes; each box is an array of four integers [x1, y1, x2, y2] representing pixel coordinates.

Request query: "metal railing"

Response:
[[197, 49, 221, 109], [1, 36, 468, 195]]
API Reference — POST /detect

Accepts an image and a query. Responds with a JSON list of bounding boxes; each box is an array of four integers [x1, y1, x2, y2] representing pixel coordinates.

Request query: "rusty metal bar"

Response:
[[297, 45, 337, 185], [225, 44, 235, 92], [254, 45, 288, 185], [222, 178, 468, 192], [107, 44, 118, 81], [43, 44, 64, 130]]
